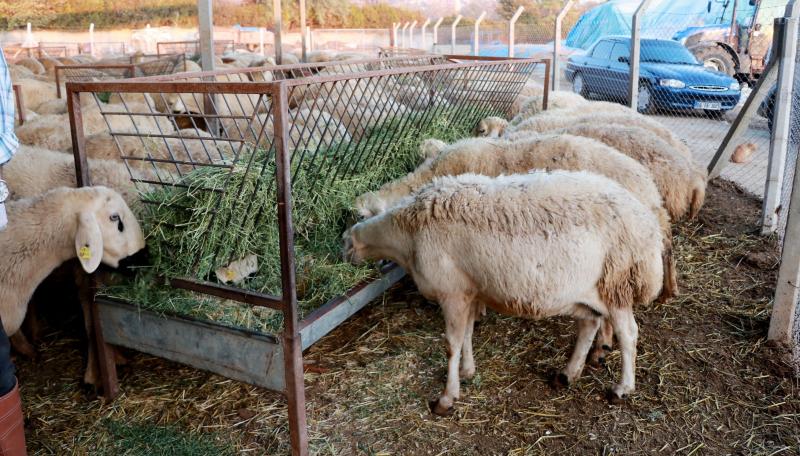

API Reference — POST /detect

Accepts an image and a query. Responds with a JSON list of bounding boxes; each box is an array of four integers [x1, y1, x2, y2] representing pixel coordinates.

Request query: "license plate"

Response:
[[695, 101, 721, 110]]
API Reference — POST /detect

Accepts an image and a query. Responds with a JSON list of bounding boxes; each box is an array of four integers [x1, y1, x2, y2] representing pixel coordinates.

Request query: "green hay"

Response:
[[101, 106, 495, 334], [100, 419, 234, 456]]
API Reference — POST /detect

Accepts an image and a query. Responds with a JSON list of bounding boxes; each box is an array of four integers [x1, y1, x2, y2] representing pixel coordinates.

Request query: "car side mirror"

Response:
[[618, 56, 629, 64]]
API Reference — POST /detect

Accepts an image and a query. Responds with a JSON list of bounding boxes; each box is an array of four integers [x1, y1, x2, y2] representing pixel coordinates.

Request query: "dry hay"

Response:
[[15, 178, 799, 455]]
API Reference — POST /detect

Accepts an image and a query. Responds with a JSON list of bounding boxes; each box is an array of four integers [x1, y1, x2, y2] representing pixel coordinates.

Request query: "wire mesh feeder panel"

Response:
[[67, 57, 543, 454], [70, 56, 542, 333]]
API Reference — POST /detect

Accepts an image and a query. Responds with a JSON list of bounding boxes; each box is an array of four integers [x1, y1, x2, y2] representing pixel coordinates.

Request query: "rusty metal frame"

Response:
[[12, 84, 24, 126], [66, 55, 547, 456], [55, 64, 136, 98], [156, 39, 235, 57]]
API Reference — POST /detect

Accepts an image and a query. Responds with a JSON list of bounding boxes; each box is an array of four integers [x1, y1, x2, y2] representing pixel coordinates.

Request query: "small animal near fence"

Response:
[[66, 55, 547, 456], [54, 54, 188, 98], [156, 39, 235, 57]]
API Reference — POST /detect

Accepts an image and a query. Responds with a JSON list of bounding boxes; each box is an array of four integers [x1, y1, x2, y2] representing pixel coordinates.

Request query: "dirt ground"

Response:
[[15, 178, 800, 455]]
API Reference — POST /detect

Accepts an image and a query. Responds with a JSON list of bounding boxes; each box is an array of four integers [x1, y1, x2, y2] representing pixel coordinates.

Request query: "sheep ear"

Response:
[[75, 211, 103, 273]]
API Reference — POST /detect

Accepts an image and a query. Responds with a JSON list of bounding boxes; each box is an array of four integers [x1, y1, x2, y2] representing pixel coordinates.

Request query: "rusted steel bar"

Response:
[[169, 278, 285, 310], [55, 64, 137, 98], [542, 58, 551, 110], [68, 58, 546, 96], [273, 81, 309, 456], [67, 89, 120, 399], [300, 263, 401, 330], [12, 84, 24, 126]]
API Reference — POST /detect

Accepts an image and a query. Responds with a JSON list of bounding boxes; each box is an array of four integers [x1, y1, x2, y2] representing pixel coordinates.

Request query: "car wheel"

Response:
[[572, 72, 588, 97], [691, 45, 736, 76], [637, 84, 655, 114]]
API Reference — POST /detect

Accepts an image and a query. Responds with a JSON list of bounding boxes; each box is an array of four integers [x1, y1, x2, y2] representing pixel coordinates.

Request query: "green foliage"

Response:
[[101, 420, 234, 456], [0, 0, 422, 31]]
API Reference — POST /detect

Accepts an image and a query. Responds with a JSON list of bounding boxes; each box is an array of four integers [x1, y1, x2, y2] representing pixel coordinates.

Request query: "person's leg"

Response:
[[0, 317, 28, 455]]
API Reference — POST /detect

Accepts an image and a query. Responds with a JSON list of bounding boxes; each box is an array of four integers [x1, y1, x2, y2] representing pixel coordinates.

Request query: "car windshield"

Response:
[[641, 41, 699, 65]]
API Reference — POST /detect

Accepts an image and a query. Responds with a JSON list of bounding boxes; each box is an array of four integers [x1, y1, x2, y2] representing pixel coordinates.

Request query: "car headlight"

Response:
[[729, 81, 741, 90], [659, 79, 686, 89]]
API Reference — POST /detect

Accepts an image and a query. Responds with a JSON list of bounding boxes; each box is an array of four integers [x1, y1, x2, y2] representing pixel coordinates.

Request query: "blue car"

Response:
[[565, 37, 741, 115]]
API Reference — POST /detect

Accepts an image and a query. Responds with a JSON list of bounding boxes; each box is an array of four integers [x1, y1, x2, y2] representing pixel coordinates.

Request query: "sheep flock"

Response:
[[7, 51, 709, 417]]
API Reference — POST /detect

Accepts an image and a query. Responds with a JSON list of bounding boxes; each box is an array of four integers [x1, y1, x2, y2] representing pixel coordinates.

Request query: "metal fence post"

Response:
[[433, 18, 444, 51], [259, 27, 265, 56], [401, 22, 410, 48], [409, 21, 418, 49], [299, 0, 308, 62], [474, 12, 487, 56], [554, 0, 575, 90], [391, 23, 398, 49], [761, 11, 799, 233], [89, 23, 95, 57], [508, 6, 524, 58], [421, 18, 431, 51], [197, 0, 215, 71], [273, 0, 283, 64], [307, 27, 313, 52], [628, 0, 656, 110], [451, 15, 463, 54]]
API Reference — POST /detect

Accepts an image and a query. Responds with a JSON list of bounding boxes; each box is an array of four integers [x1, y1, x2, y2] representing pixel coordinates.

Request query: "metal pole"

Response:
[[401, 22, 410, 48], [306, 27, 312, 53], [273, 0, 283, 64], [628, 0, 656, 110], [259, 27, 265, 56], [451, 15, 463, 55], [508, 6, 524, 58], [761, 14, 799, 234], [421, 18, 431, 51], [768, 0, 800, 346], [197, 0, 215, 71], [299, 0, 308, 62], [391, 23, 399, 49], [433, 18, 444, 51], [474, 12, 486, 56], [89, 23, 95, 57], [554, 0, 575, 90], [409, 21, 418, 49]]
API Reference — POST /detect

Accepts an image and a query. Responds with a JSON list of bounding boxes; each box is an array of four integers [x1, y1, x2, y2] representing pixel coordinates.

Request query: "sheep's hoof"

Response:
[[429, 399, 455, 417], [605, 389, 629, 405], [549, 372, 570, 390]]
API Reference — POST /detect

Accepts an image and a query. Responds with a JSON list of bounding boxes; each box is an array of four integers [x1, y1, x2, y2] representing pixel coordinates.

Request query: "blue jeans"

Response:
[[0, 318, 15, 396]]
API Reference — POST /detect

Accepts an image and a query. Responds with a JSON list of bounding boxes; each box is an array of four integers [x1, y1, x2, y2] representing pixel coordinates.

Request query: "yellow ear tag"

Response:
[[225, 269, 236, 281], [79, 246, 92, 261]]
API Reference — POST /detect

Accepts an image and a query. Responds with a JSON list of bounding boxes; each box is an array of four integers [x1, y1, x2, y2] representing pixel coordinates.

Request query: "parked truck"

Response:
[[673, 0, 787, 83]]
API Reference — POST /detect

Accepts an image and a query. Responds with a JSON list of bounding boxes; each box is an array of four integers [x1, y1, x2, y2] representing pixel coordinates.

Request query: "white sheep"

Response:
[[355, 135, 677, 305], [344, 171, 664, 413], [503, 111, 694, 160], [13, 58, 45, 76], [14, 78, 58, 114], [0, 186, 145, 382], [4, 145, 145, 206]]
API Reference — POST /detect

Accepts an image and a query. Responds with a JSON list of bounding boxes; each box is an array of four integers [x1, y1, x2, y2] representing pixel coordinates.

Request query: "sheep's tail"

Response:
[[689, 183, 706, 219]]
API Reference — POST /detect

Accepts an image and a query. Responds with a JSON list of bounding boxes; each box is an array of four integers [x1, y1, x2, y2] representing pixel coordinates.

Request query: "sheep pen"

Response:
[[15, 178, 795, 455]]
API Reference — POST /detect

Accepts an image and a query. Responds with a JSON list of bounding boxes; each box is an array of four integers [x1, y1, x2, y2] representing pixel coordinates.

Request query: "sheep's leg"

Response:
[[430, 295, 470, 417], [587, 318, 614, 368], [607, 307, 638, 403], [459, 307, 477, 380], [552, 317, 601, 388], [9, 332, 36, 359]]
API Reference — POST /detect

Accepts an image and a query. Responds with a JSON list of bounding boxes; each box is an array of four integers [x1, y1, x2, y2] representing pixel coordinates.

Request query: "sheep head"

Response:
[[75, 187, 146, 272], [472, 117, 507, 138]]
